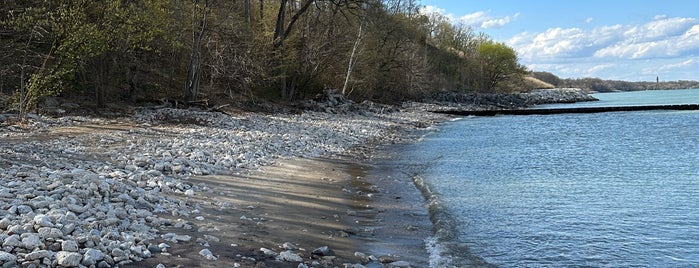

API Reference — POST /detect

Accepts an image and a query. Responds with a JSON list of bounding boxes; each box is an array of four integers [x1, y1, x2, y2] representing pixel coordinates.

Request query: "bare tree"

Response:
[[185, 0, 210, 102]]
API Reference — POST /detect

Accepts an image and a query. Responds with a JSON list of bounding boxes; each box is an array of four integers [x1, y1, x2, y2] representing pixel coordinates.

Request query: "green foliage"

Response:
[[475, 41, 527, 92], [0, 0, 535, 112]]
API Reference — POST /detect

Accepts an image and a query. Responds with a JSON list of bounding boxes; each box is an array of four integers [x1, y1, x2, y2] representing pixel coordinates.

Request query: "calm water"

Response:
[[404, 89, 699, 267]]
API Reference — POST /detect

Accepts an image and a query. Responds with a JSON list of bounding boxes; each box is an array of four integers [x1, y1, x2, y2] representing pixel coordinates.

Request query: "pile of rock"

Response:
[[524, 88, 599, 105], [426, 88, 598, 110]]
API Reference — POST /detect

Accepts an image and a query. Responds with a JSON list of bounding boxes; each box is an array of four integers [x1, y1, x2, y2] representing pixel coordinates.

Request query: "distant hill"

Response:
[[532, 71, 699, 93]]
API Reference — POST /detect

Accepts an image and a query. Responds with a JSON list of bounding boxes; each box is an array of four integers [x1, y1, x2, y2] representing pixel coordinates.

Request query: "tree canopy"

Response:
[[0, 0, 530, 114]]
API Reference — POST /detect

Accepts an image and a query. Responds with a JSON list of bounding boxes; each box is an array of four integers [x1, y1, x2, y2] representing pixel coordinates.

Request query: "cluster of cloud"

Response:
[[421, 5, 699, 80], [421, 5, 519, 29], [510, 16, 699, 61], [508, 15, 699, 80]]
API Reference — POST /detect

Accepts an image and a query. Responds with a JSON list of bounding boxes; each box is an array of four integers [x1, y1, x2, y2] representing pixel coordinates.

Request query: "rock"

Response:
[[37, 227, 63, 239], [387, 261, 411, 268], [61, 240, 79, 252], [277, 250, 303, 262], [311, 246, 333, 256], [56, 251, 82, 267], [24, 249, 51, 261], [82, 248, 104, 266], [0, 219, 12, 230], [156, 264, 166, 268], [0, 251, 16, 263], [20, 233, 41, 250], [16, 205, 32, 215], [282, 242, 298, 250], [2, 235, 21, 248], [198, 249, 217, 261], [260, 247, 278, 257], [111, 248, 126, 258]]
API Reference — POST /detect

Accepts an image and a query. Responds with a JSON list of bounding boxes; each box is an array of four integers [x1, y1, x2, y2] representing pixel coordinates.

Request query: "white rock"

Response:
[[56, 251, 82, 267], [260, 247, 278, 257], [388, 261, 412, 268], [277, 250, 303, 262], [198, 248, 217, 261], [282, 242, 298, 250]]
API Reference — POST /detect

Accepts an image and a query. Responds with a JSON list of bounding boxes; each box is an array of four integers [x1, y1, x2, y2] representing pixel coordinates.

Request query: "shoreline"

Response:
[[0, 103, 450, 268], [0, 89, 595, 267]]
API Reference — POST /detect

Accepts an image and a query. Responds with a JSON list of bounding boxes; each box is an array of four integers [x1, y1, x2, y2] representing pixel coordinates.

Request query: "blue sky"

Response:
[[420, 0, 699, 81]]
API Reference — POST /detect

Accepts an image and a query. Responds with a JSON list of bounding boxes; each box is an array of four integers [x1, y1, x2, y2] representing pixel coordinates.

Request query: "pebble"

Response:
[[0, 106, 447, 267]]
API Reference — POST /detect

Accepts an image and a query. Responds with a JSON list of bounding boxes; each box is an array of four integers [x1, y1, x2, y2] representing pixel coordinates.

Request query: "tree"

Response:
[[476, 41, 526, 92], [184, 0, 210, 102]]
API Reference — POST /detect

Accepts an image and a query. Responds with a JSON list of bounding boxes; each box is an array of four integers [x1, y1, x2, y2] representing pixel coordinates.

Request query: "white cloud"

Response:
[[420, 5, 456, 22], [422, 8, 520, 30], [509, 15, 699, 61], [657, 58, 699, 71], [480, 13, 520, 29], [585, 17, 594, 23]]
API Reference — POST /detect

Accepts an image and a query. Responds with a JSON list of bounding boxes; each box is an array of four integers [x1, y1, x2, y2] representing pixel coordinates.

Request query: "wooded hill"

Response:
[[533, 72, 699, 93], [1, 0, 530, 115]]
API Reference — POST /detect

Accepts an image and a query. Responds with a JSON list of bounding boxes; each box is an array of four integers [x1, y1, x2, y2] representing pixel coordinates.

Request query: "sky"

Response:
[[420, 0, 699, 81]]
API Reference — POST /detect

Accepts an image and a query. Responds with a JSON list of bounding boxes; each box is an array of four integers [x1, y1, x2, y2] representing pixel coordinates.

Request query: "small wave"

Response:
[[412, 175, 497, 267]]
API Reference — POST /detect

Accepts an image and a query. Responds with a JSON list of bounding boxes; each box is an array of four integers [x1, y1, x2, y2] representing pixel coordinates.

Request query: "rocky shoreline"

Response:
[[0, 88, 596, 267]]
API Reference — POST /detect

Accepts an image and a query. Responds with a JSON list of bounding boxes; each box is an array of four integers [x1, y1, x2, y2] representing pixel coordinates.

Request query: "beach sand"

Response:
[[126, 154, 432, 267]]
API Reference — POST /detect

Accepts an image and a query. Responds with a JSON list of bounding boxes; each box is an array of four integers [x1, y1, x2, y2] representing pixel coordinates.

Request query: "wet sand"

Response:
[[126, 155, 432, 267]]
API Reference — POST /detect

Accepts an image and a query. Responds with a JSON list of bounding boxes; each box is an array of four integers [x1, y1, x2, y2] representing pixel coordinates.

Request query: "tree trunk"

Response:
[[274, 0, 288, 98], [259, 0, 264, 21], [185, 0, 210, 102], [342, 16, 365, 95], [244, 0, 251, 23]]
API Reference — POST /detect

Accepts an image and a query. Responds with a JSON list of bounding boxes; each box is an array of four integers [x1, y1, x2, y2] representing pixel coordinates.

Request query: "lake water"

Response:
[[402, 89, 699, 267]]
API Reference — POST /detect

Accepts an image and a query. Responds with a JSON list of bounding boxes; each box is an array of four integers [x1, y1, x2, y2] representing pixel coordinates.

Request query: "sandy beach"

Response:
[[0, 103, 447, 268], [124, 155, 433, 267]]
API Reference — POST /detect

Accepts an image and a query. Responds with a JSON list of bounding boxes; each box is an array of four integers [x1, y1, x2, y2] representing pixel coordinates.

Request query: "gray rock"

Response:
[[0, 251, 16, 263], [312, 246, 333, 256], [16, 205, 32, 215], [61, 240, 79, 252], [37, 227, 62, 239], [24, 249, 51, 261], [20, 234, 41, 250], [56, 251, 82, 267], [0, 219, 12, 230], [2, 235, 21, 248], [81, 248, 103, 266], [110, 248, 126, 258]]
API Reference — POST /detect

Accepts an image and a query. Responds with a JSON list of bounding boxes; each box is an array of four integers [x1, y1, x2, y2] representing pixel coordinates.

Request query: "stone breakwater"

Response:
[[426, 88, 598, 111], [0, 106, 445, 268]]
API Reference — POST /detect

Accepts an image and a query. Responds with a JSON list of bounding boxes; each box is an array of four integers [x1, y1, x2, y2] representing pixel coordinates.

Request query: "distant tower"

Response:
[[656, 76, 659, 83]]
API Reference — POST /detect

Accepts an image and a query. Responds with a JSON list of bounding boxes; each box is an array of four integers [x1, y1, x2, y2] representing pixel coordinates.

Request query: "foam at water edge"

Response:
[[425, 235, 454, 268]]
